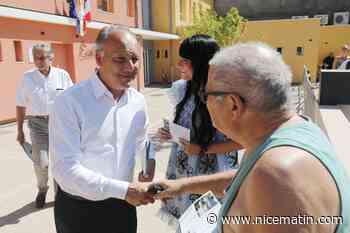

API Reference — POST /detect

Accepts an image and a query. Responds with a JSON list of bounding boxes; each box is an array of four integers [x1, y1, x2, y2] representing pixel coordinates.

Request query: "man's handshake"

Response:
[[125, 182, 156, 206], [125, 180, 186, 207]]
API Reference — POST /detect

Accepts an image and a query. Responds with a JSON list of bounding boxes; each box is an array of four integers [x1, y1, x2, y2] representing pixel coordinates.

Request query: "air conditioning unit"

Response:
[[291, 16, 309, 20], [333, 12, 349, 25], [314, 14, 329, 25]]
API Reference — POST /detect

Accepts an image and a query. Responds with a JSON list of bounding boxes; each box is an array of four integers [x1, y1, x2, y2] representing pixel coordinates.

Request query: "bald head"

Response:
[[94, 26, 140, 91], [95, 26, 138, 53], [208, 42, 293, 115]]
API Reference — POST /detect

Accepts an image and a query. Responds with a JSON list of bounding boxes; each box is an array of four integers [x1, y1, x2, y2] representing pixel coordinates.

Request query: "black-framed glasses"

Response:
[[199, 90, 245, 104]]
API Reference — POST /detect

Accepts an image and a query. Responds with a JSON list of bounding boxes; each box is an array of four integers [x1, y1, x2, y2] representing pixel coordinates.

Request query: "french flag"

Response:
[[69, 0, 92, 37]]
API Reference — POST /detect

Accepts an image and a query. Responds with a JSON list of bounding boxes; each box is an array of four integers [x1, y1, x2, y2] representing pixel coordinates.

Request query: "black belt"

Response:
[[58, 186, 89, 201], [32, 115, 49, 120]]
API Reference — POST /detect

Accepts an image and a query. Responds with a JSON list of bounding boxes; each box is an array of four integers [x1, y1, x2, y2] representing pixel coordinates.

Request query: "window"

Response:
[[127, 0, 135, 17], [97, 0, 114, 13], [276, 47, 283, 54], [14, 41, 23, 62], [296, 47, 304, 56], [164, 50, 168, 59], [0, 41, 3, 62], [156, 50, 160, 59]]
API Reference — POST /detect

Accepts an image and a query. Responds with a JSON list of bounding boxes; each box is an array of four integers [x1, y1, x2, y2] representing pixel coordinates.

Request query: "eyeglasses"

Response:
[[199, 90, 245, 104], [34, 56, 51, 61]]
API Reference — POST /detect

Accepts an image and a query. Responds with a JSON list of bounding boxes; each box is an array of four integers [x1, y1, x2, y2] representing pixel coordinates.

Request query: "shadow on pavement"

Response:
[[0, 201, 54, 227]]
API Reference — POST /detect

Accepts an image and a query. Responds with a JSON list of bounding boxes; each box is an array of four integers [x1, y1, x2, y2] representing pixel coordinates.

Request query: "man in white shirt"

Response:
[[49, 26, 155, 233], [338, 59, 350, 70], [16, 44, 73, 208]]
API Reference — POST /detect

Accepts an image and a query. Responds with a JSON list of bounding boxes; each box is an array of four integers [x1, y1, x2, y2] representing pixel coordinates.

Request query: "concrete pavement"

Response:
[[0, 86, 175, 233]]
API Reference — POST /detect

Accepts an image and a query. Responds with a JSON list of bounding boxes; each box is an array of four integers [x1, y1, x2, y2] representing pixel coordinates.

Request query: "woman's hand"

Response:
[[179, 138, 202, 156], [157, 127, 172, 143]]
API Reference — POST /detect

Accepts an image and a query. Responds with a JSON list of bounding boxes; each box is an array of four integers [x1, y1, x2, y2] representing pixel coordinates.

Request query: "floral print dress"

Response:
[[159, 80, 239, 228]]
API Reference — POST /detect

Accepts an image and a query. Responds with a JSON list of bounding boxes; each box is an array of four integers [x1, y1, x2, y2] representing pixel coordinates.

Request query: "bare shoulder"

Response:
[[254, 146, 337, 181], [253, 147, 307, 178], [242, 146, 339, 224], [246, 146, 338, 194], [242, 148, 298, 214]]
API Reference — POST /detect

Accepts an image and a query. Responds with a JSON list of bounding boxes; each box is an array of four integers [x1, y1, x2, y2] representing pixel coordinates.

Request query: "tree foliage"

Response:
[[182, 7, 246, 47]]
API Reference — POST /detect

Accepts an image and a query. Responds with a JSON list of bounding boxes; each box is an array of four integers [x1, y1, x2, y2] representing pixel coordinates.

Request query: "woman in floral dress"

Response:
[[157, 35, 242, 229]]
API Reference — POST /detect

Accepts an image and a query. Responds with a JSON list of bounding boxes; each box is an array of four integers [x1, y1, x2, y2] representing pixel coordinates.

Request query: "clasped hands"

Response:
[[125, 126, 203, 207], [125, 179, 186, 207]]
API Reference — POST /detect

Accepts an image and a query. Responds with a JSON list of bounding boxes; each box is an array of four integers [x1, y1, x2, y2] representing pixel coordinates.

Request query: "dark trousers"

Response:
[[54, 187, 137, 233]]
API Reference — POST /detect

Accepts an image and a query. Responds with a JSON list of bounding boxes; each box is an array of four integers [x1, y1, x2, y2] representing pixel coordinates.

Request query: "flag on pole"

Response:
[[69, 0, 91, 37]]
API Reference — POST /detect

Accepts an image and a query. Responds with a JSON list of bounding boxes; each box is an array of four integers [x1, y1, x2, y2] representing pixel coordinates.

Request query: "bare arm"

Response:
[[206, 141, 243, 155], [180, 139, 243, 156], [16, 106, 26, 144], [182, 170, 236, 196], [154, 170, 236, 199]]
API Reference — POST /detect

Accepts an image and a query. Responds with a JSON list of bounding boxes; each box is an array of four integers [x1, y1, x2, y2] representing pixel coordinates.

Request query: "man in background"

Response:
[[16, 43, 73, 208]]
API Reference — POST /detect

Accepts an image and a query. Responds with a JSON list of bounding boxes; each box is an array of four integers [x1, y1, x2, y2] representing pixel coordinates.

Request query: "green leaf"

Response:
[[181, 7, 246, 47]]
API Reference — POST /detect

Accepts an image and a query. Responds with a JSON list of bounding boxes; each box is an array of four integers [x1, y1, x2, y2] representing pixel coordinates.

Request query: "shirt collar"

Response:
[[36, 66, 53, 79], [91, 72, 129, 105]]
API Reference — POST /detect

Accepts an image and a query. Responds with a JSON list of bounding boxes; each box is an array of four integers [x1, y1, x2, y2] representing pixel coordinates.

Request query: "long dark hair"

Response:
[[174, 34, 220, 149]]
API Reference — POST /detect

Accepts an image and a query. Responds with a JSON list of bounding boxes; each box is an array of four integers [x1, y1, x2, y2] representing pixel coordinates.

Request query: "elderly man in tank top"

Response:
[[153, 42, 350, 233]]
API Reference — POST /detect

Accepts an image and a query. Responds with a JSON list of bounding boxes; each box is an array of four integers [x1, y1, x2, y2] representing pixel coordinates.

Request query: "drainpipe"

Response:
[[169, 0, 174, 82], [134, 0, 139, 27]]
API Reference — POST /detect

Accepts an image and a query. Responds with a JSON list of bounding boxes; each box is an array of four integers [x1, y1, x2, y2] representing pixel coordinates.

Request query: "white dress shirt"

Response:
[[16, 67, 73, 116], [338, 59, 350, 70], [49, 73, 150, 201]]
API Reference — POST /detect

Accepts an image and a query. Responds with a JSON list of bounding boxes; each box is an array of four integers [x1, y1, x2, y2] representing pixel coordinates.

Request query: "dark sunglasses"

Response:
[[199, 90, 245, 104]]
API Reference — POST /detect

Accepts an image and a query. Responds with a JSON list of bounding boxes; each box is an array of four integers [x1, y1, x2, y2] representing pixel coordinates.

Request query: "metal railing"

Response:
[[301, 66, 327, 132]]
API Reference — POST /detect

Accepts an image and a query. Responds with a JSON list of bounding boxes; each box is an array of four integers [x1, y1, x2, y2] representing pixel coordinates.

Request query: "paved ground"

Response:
[[0, 86, 176, 233], [0, 85, 317, 233]]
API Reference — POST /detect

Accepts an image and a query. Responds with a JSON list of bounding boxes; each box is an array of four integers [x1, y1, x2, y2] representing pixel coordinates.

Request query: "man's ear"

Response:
[[228, 94, 245, 120], [95, 51, 104, 67]]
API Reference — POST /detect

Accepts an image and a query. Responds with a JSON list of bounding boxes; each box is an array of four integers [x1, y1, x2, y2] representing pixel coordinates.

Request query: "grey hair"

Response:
[[209, 42, 293, 115], [95, 25, 137, 52], [32, 43, 54, 58]]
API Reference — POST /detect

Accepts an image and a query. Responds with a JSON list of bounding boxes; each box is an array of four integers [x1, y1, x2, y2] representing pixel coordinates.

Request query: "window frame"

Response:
[[14, 40, 24, 63], [97, 0, 114, 13]]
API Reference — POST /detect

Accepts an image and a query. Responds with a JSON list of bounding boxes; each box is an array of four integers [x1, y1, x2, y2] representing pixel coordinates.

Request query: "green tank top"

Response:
[[218, 120, 350, 233]]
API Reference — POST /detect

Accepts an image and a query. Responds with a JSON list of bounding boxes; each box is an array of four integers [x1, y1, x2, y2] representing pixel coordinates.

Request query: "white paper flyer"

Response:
[[179, 191, 221, 233]]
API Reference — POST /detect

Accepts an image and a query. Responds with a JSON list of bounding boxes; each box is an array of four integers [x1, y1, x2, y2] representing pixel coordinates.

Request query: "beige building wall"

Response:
[[319, 25, 350, 64], [241, 19, 350, 83], [240, 19, 321, 84], [151, 0, 214, 83]]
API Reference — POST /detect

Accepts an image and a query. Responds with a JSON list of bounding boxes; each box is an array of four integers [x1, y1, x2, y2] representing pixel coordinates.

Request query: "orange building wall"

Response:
[[0, 1, 145, 123], [0, 39, 34, 121], [71, 43, 96, 82], [1, 0, 136, 27]]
